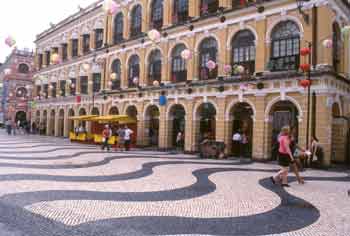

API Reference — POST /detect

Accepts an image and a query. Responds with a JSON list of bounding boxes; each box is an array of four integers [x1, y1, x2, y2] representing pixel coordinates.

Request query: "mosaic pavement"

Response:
[[0, 132, 349, 236]]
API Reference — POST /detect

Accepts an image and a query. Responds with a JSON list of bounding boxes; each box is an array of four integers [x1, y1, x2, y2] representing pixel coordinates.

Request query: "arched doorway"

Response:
[[68, 109, 75, 132], [15, 111, 27, 124], [229, 102, 254, 157], [49, 110, 55, 136], [195, 102, 216, 150], [79, 108, 87, 128], [168, 104, 186, 149], [58, 109, 64, 137], [145, 105, 160, 147], [125, 105, 138, 146], [91, 107, 100, 115], [269, 100, 299, 160], [109, 106, 119, 115], [42, 110, 48, 135]]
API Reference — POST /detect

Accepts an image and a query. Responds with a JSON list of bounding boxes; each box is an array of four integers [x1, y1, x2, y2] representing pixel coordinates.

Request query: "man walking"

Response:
[[123, 125, 133, 151], [101, 125, 111, 151]]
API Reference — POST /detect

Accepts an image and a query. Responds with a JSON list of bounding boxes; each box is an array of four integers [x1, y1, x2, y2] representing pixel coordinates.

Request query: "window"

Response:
[[128, 55, 140, 87], [111, 59, 121, 90], [36, 86, 41, 98], [148, 49, 162, 85], [51, 83, 57, 98], [95, 29, 104, 49], [171, 44, 187, 83], [43, 84, 49, 98], [173, 0, 188, 24], [232, 0, 255, 9], [130, 5, 142, 38], [45, 51, 51, 66], [82, 34, 90, 54], [38, 54, 43, 70], [151, 0, 163, 30], [231, 30, 255, 75], [199, 37, 218, 80], [200, 0, 219, 15], [72, 39, 78, 57], [70, 78, 76, 96], [93, 73, 101, 93], [114, 13, 124, 44], [80, 76, 88, 94], [270, 21, 300, 71], [18, 64, 29, 74], [60, 80, 66, 97], [333, 22, 341, 73], [62, 44, 68, 61]]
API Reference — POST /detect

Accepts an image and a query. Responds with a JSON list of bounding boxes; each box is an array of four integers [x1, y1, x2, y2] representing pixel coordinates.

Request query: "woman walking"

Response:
[[271, 126, 295, 187]]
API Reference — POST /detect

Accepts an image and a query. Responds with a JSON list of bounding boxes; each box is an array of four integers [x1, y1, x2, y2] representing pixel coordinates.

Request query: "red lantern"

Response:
[[76, 95, 81, 103], [300, 79, 311, 88], [300, 63, 311, 72], [300, 47, 311, 56]]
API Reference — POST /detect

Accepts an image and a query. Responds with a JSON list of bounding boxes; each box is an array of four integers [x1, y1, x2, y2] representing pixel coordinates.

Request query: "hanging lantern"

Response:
[[108, 81, 113, 86], [322, 39, 333, 49], [110, 73, 117, 80], [181, 49, 192, 60], [76, 95, 81, 103], [51, 53, 60, 64], [66, 79, 72, 84], [236, 65, 245, 74], [153, 80, 160, 87], [4, 36, 16, 47], [71, 83, 75, 88], [147, 29, 161, 41], [103, 0, 119, 15], [223, 64, 232, 74], [300, 47, 311, 56], [300, 63, 311, 72], [206, 60, 216, 71], [49, 85, 54, 90], [300, 79, 311, 88], [133, 77, 139, 85]]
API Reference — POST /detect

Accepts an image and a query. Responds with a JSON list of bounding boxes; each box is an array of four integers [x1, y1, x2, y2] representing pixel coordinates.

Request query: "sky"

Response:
[[0, 0, 97, 63]]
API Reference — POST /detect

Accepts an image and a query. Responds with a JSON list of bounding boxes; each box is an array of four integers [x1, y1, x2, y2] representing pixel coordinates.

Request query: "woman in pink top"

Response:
[[271, 126, 295, 187]]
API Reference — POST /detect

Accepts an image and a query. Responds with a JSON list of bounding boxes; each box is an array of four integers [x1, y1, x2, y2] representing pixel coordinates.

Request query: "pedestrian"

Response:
[[5, 119, 12, 135], [116, 126, 125, 151], [232, 130, 242, 157], [176, 131, 184, 152], [12, 121, 17, 136], [101, 125, 111, 151], [123, 125, 133, 151], [271, 126, 295, 187], [241, 132, 249, 158], [289, 135, 305, 184], [311, 136, 324, 168]]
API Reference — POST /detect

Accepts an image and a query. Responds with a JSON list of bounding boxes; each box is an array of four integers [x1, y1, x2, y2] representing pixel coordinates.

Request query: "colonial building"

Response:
[[0, 49, 34, 124], [33, 0, 350, 166]]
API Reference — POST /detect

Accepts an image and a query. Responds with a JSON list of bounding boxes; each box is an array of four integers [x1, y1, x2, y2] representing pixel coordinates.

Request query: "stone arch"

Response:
[[168, 41, 190, 59], [125, 105, 138, 118], [166, 101, 188, 120], [144, 104, 160, 147], [109, 106, 120, 115], [67, 108, 75, 133], [195, 34, 220, 53], [91, 107, 100, 115], [266, 16, 304, 44], [143, 103, 161, 119], [145, 46, 164, 65], [193, 99, 218, 121], [58, 109, 65, 137], [265, 96, 303, 122], [166, 103, 187, 149], [126, 53, 141, 65], [109, 56, 123, 71], [225, 98, 256, 121], [227, 25, 258, 49]]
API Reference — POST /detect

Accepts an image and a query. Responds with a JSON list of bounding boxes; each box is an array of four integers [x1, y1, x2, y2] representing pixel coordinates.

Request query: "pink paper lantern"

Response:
[[206, 60, 216, 71], [147, 29, 161, 41], [181, 49, 192, 60], [4, 36, 16, 47], [322, 39, 333, 49], [133, 77, 139, 85], [223, 65, 232, 74], [236, 65, 245, 74], [51, 53, 60, 64], [240, 84, 248, 91], [110, 73, 117, 80], [153, 80, 160, 86], [103, 0, 119, 15]]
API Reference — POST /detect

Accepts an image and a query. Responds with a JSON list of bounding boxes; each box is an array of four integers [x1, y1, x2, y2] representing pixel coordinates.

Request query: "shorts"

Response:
[[278, 153, 291, 167]]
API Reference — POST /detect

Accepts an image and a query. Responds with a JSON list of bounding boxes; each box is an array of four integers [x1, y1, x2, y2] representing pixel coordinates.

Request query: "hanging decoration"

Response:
[[82, 63, 90, 71], [300, 47, 311, 56], [300, 79, 311, 88], [206, 60, 216, 71], [103, 0, 119, 15], [181, 49, 192, 60], [108, 81, 113, 87], [147, 29, 161, 41], [76, 95, 81, 103], [133, 77, 139, 85], [4, 68, 11, 75], [235, 65, 245, 74], [322, 39, 333, 48], [300, 63, 311, 72], [110, 73, 117, 80], [239, 84, 248, 91], [71, 83, 76, 88], [51, 53, 60, 64], [153, 80, 160, 87], [66, 79, 72, 84], [223, 65, 232, 74], [4, 36, 16, 47]]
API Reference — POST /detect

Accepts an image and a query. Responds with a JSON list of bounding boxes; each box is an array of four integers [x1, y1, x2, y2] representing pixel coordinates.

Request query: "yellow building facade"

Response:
[[33, 0, 350, 166]]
